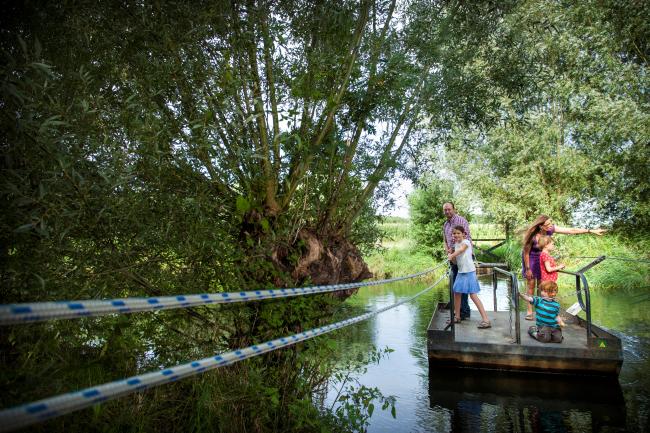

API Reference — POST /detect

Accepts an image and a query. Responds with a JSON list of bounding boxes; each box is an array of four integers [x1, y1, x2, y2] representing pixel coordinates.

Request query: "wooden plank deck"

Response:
[[427, 302, 623, 376], [430, 310, 589, 349]]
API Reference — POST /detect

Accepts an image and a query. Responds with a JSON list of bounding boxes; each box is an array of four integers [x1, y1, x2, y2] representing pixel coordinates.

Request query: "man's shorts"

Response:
[[528, 325, 563, 343]]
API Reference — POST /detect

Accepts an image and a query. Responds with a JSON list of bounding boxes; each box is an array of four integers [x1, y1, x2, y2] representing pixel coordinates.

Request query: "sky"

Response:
[[383, 176, 413, 219]]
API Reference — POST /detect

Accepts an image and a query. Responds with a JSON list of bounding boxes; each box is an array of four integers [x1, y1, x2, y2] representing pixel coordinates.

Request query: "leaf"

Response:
[[17, 36, 27, 55], [38, 115, 67, 134], [14, 223, 33, 233], [33, 273, 45, 289], [260, 218, 270, 232], [34, 36, 42, 58], [236, 196, 250, 214], [31, 62, 53, 74]]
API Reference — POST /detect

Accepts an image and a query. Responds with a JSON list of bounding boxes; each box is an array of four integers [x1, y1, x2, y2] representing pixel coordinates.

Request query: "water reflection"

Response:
[[427, 367, 625, 432]]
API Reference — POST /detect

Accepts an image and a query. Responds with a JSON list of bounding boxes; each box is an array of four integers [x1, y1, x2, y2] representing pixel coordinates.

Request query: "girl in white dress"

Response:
[[447, 225, 491, 329]]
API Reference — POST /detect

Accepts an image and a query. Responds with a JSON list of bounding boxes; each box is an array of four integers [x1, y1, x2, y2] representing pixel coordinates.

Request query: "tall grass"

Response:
[[377, 216, 411, 243], [368, 218, 438, 279], [470, 223, 507, 240], [492, 233, 650, 294], [557, 234, 650, 293], [370, 218, 649, 296]]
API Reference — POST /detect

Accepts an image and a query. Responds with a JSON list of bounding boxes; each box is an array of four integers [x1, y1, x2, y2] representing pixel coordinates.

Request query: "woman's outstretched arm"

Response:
[[554, 227, 606, 235]]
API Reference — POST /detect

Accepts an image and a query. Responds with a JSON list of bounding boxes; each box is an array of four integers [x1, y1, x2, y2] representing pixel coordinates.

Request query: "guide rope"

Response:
[[0, 271, 448, 432], [0, 265, 445, 326]]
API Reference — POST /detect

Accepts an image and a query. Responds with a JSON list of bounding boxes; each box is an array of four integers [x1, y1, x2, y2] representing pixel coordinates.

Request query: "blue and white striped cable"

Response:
[[0, 271, 447, 432], [0, 266, 442, 325]]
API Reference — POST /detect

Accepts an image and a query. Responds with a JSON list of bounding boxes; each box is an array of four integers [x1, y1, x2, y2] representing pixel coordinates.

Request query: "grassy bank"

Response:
[[369, 218, 649, 295], [488, 233, 650, 293], [367, 217, 437, 278]]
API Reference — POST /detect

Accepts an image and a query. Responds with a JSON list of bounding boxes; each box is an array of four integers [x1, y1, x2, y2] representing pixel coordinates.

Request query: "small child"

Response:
[[519, 280, 565, 343], [538, 236, 565, 282], [447, 225, 491, 329]]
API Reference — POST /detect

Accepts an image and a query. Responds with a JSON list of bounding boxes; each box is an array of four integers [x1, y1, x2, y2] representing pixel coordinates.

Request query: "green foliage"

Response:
[[377, 216, 411, 241], [408, 179, 471, 259], [1, 1, 433, 430], [366, 218, 446, 280], [495, 233, 650, 296], [324, 347, 397, 433], [414, 0, 650, 231], [366, 242, 436, 281], [447, 117, 593, 226], [3, 0, 647, 431], [470, 223, 506, 240]]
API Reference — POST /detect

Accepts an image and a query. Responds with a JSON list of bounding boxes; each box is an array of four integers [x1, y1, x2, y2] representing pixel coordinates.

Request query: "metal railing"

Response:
[[447, 255, 610, 345], [472, 238, 507, 261], [446, 263, 520, 344], [492, 266, 521, 344], [558, 255, 606, 339]]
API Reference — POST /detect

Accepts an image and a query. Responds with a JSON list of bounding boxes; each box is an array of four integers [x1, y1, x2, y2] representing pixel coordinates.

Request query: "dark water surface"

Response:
[[326, 274, 650, 432]]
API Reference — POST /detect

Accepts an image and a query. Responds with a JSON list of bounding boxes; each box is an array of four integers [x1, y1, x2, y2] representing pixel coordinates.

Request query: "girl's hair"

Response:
[[539, 280, 558, 297], [538, 235, 553, 250], [452, 225, 466, 234], [522, 215, 551, 248]]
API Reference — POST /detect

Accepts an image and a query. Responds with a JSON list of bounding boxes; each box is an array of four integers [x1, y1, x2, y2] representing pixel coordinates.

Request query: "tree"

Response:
[[1, 0, 438, 292], [414, 0, 650, 231], [0, 1, 439, 430], [409, 180, 455, 259]]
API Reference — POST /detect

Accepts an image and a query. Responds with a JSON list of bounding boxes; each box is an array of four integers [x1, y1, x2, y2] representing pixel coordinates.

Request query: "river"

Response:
[[325, 272, 650, 433]]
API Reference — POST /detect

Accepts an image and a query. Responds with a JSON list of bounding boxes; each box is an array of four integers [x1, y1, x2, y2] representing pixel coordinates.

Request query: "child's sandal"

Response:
[[477, 321, 491, 329], [446, 317, 461, 325]]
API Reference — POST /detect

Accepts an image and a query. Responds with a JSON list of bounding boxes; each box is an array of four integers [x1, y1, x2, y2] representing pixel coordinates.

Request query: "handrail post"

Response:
[[581, 274, 592, 338], [492, 269, 497, 312], [448, 264, 455, 331], [575, 257, 603, 340], [512, 274, 521, 344], [494, 266, 521, 345], [557, 256, 605, 340], [575, 274, 586, 310]]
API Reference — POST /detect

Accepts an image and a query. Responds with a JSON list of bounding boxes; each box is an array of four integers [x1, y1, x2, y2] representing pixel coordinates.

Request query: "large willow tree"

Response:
[[1, 0, 436, 294], [0, 1, 451, 431]]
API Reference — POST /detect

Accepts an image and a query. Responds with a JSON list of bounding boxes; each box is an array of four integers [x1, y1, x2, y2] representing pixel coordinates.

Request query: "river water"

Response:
[[325, 273, 650, 433]]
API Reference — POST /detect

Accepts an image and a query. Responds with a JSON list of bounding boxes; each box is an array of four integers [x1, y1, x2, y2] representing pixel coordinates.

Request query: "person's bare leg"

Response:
[[526, 278, 535, 316], [454, 293, 462, 321], [469, 293, 489, 323]]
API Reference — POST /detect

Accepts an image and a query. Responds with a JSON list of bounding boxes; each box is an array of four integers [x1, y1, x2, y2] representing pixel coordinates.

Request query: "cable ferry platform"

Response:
[[427, 259, 623, 376]]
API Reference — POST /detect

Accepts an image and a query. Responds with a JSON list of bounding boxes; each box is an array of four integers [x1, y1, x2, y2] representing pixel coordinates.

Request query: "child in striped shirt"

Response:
[[518, 280, 565, 343]]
